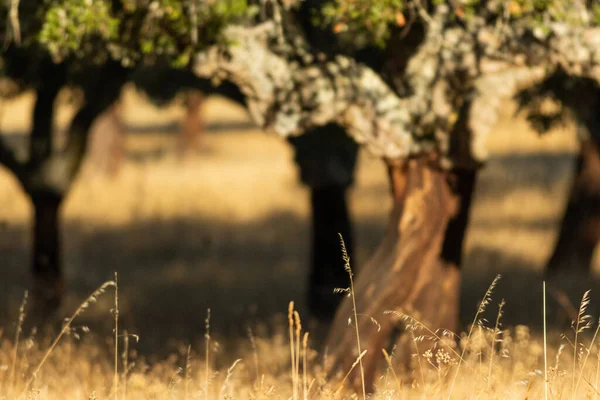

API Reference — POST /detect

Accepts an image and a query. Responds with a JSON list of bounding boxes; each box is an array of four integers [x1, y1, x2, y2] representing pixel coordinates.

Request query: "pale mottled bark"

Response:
[[192, 7, 600, 167]]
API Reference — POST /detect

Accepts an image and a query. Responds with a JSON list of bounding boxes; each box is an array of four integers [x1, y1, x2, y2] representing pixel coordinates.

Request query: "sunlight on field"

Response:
[[1, 278, 600, 399], [1, 87, 599, 398]]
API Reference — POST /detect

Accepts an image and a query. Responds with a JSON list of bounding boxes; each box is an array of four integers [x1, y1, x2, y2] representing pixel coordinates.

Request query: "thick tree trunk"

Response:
[[325, 157, 476, 393], [546, 138, 600, 275], [179, 91, 204, 155], [31, 194, 64, 316], [288, 124, 359, 320], [308, 185, 354, 320]]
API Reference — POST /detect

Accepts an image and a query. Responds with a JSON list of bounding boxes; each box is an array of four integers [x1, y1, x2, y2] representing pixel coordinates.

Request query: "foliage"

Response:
[[38, 0, 119, 63], [318, 0, 600, 47], [320, 0, 405, 47], [0, 0, 253, 86]]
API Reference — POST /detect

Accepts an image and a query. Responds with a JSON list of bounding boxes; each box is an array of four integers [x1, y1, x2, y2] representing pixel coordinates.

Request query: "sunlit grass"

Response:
[[1, 276, 600, 399]]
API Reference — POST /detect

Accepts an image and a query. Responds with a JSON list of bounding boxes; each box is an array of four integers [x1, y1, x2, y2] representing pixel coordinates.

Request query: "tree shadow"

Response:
[[460, 246, 600, 333], [0, 210, 387, 356]]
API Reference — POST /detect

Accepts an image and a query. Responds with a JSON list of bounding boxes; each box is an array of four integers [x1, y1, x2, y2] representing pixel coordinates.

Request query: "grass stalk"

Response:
[[205, 308, 211, 400], [572, 290, 592, 397], [303, 332, 309, 400], [487, 299, 505, 391], [448, 274, 501, 400], [339, 233, 366, 400], [114, 272, 119, 400], [21, 280, 116, 396], [543, 282, 548, 400], [288, 301, 297, 400], [9, 291, 27, 394]]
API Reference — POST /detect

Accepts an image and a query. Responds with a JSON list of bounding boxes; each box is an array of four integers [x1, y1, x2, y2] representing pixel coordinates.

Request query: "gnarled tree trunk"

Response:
[[325, 157, 476, 392], [546, 136, 600, 275]]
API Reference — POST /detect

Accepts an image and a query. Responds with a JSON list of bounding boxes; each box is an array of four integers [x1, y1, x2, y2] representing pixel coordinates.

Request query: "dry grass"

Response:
[[0, 87, 599, 398]]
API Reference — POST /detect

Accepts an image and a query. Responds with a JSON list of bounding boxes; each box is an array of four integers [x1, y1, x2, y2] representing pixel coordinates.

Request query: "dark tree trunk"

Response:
[[288, 124, 359, 321], [308, 185, 354, 320], [546, 137, 600, 275], [179, 91, 204, 155], [326, 157, 476, 393], [31, 194, 64, 316]]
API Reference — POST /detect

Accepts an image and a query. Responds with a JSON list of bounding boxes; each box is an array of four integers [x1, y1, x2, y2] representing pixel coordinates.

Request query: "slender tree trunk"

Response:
[[326, 157, 476, 393], [31, 194, 64, 316], [546, 137, 600, 275], [308, 185, 354, 320], [179, 91, 204, 155]]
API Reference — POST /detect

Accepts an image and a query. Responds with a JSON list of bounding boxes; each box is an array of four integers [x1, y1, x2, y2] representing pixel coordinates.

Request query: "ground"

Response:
[[0, 87, 599, 398]]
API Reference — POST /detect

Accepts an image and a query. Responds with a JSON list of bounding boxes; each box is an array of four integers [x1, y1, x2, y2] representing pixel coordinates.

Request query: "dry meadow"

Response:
[[0, 87, 599, 398]]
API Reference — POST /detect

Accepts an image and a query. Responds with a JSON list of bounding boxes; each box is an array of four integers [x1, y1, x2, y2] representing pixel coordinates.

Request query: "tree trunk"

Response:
[[23, 62, 127, 315], [31, 194, 64, 317], [179, 91, 204, 155], [288, 124, 359, 320], [325, 157, 476, 393], [546, 138, 600, 275], [87, 102, 125, 177], [308, 185, 354, 320]]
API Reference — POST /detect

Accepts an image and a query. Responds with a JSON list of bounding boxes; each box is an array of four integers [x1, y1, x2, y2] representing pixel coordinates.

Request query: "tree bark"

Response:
[[308, 185, 354, 320], [179, 90, 204, 155], [31, 194, 64, 316], [87, 101, 125, 177], [325, 157, 476, 393], [546, 137, 600, 275]]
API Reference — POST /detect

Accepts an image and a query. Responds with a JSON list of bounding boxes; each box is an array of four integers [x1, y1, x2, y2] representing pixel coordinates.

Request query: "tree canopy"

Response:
[[1, 0, 599, 174]]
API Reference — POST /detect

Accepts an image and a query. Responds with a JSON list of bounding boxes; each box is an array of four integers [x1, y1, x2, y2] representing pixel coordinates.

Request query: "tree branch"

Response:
[[192, 7, 600, 167]]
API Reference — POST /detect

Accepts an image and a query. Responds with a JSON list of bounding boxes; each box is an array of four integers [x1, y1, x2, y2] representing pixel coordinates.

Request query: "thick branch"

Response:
[[192, 9, 600, 166], [194, 21, 434, 159]]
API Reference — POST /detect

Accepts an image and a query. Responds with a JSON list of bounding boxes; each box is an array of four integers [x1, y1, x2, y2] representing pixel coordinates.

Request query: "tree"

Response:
[[516, 72, 600, 277], [0, 0, 250, 316], [185, 2, 600, 388], [1, 0, 600, 390], [0, 53, 126, 316]]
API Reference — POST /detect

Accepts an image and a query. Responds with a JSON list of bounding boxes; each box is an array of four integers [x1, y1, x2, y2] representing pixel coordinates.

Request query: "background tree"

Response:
[[0, 0, 250, 316]]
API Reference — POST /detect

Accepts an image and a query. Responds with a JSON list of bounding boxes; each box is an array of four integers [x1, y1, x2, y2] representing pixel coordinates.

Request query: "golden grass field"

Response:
[[0, 87, 599, 398]]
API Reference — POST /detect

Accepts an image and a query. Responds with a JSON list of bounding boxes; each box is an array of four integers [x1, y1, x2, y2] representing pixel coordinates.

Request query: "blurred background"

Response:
[[0, 86, 598, 355]]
